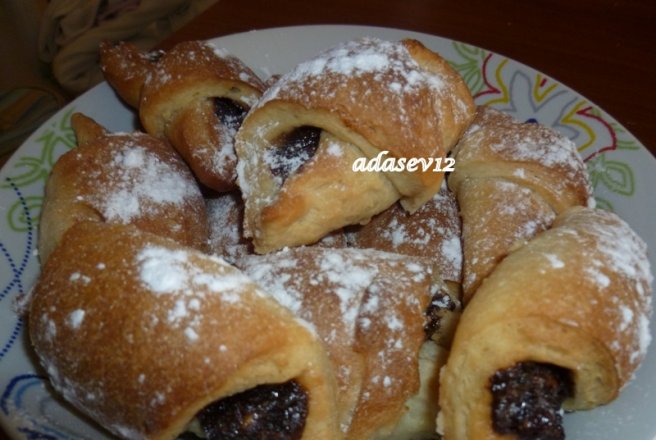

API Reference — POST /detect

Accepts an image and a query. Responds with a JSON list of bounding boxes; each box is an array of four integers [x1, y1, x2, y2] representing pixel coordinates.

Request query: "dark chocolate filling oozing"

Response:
[[213, 97, 248, 132], [196, 380, 309, 440], [268, 126, 321, 181], [424, 287, 457, 340], [490, 362, 573, 440]]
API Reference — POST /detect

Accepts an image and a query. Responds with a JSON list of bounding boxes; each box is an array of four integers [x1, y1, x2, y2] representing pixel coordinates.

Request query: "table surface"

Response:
[[0, 0, 654, 438]]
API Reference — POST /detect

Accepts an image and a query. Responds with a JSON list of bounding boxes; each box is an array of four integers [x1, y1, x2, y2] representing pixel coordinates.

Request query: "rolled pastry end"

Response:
[[236, 37, 475, 253], [29, 222, 340, 440], [439, 207, 653, 439]]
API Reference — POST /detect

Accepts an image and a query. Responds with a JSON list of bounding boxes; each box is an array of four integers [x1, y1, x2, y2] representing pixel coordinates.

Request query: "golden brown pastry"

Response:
[[235, 37, 475, 253], [206, 192, 347, 264], [448, 105, 593, 303], [238, 247, 460, 439], [206, 191, 253, 264], [29, 221, 340, 440], [438, 207, 653, 439], [347, 182, 462, 285], [99, 41, 163, 109], [100, 40, 266, 191], [38, 113, 208, 263]]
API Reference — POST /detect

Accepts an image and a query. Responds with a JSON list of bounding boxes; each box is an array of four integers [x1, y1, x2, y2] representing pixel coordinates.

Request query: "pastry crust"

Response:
[[101, 40, 266, 191], [347, 182, 462, 284], [438, 207, 653, 439], [29, 222, 340, 440], [235, 37, 475, 253], [38, 113, 208, 263], [448, 106, 593, 302], [99, 40, 162, 109], [238, 247, 459, 439]]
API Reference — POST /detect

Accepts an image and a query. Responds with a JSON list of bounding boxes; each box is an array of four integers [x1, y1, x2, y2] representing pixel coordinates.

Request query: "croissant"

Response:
[[100, 40, 266, 191], [438, 207, 653, 439], [235, 37, 475, 253], [448, 105, 593, 303], [38, 113, 208, 263], [346, 182, 462, 285], [238, 247, 461, 439], [29, 221, 340, 440]]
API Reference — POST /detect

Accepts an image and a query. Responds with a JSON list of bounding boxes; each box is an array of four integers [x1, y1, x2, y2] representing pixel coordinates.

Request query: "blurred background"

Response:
[[0, 0, 217, 163]]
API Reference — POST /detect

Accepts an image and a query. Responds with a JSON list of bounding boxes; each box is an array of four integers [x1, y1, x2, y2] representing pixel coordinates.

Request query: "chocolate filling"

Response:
[[195, 380, 308, 440], [424, 287, 457, 340], [490, 362, 573, 440], [213, 97, 247, 132], [268, 126, 321, 181]]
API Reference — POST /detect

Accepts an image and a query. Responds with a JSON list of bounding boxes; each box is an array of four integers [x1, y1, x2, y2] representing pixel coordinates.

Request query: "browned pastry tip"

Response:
[[70, 112, 108, 146], [99, 40, 160, 108]]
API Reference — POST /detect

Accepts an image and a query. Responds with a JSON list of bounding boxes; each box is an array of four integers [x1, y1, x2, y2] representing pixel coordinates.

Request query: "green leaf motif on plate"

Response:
[[587, 154, 635, 197], [449, 42, 488, 96], [7, 194, 42, 233], [1, 107, 76, 190]]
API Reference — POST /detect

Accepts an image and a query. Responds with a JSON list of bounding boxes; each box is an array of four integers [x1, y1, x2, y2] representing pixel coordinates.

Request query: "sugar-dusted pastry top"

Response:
[[30, 221, 338, 440], [235, 37, 475, 253], [450, 105, 594, 211], [347, 183, 462, 283], [238, 246, 447, 438], [256, 37, 474, 153], [38, 114, 208, 262], [438, 206, 652, 440]]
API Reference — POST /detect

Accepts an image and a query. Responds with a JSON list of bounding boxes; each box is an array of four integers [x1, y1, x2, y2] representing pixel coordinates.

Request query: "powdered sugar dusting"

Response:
[[348, 184, 462, 282], [206, 192, 253, 264], [558, 208, 653, 373], [86, 142, 198, 223], [135, 244, 256, 342], [239, 246, 436, 420], [260, 38, 443, 103], [457, 106, 593, 201]]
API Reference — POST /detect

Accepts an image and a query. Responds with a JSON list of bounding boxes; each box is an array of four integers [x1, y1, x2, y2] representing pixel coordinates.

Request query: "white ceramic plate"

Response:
[[0, 25, 654, 440]]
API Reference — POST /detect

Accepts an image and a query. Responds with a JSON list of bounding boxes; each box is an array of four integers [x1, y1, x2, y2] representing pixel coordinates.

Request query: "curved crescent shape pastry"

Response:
[[101, 40, 266, 192], [239, 247, 460, 439], [29, 222, 340, 440], [448, 105, 593, 303], [38, 113, 208, 263], [438, 207, 653, 439], [235, 37, 475, 253]]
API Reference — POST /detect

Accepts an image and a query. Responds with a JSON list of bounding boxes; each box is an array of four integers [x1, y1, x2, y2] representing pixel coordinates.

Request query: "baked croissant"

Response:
[[38, 113, 208, 263], [448, 105, 593, 303], [100, 40, 266, 191], [238, 247, 461, 439], [29, 221, 340, 440], [235, 37, 475, 253], [346, 182, 462, 285], [438, 207, 653, 439]]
